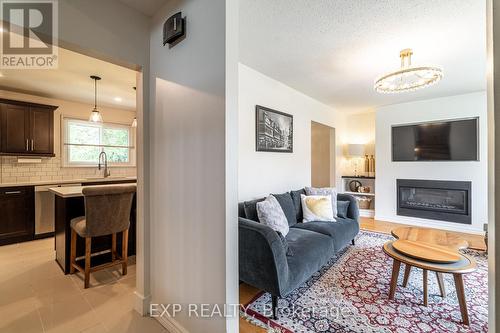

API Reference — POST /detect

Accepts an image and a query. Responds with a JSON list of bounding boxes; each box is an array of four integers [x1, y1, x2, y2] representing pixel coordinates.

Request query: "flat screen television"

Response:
[[392, 118, 479, 161]]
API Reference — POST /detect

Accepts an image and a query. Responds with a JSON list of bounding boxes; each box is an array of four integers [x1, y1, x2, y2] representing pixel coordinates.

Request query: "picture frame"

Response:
[[255, 105, 293, 153]]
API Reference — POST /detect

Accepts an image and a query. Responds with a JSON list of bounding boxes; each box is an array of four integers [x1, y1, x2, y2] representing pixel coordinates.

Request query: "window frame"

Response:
[[62, 117, 136, 168]]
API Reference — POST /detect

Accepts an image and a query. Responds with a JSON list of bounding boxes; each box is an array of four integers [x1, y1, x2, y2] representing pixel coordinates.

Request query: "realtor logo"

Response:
[[1, 0, 58, 68]]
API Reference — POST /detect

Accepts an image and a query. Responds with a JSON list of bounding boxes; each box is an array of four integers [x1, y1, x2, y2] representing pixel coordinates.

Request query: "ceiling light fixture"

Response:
[[89, 75, 103, 122], [114, 97, 122, 102], [374, 49, 443, 94]]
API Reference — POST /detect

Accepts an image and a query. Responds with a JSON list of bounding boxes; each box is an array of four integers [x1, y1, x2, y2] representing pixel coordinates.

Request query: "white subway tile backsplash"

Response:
[[0, 156, 136, 184]]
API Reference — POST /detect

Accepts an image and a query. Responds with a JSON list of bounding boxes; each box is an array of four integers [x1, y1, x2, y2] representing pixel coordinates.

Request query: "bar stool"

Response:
[[69, 184, 136, 288]]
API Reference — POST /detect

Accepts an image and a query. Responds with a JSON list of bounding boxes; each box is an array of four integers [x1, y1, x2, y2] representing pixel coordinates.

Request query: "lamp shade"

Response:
[[347, 144, 365, 157]]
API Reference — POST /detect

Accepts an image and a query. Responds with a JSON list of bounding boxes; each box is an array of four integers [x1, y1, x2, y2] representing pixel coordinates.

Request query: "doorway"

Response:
[[311, 121, 336, 187]]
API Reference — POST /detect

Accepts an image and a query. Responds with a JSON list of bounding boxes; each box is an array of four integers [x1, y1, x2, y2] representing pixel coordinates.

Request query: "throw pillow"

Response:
[[301, 194, 336, 222], [256, 195, 290, 236], [272, 192, 297, 226], [305, 187, 338, 217], [290, 188, 306, 222], [337, 200, 350, 218], [243, 198, 265, 222]]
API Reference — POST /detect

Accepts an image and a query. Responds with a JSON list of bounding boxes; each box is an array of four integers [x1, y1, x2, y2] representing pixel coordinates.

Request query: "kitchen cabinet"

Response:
[[0, 186, 34, 245], [0, 99, 57, 156]]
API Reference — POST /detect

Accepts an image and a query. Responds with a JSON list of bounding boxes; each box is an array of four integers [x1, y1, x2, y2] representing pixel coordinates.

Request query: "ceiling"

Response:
[[119, 0, 167, 16], [240, 0, 486, 113], [0, 47, 137, 110]]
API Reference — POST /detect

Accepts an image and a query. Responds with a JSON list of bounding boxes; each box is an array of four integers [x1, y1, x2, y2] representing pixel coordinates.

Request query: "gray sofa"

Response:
[[238, 189, 360, 318]]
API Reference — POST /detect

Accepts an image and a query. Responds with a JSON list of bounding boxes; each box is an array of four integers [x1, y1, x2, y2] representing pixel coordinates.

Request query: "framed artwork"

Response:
[[255, 105, 293, 153]]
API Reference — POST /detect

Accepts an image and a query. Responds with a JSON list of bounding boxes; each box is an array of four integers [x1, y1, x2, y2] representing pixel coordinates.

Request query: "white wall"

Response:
[[149, 1, 238, 332], [375, 92, 488, 233], [238, 64, 346, 201]]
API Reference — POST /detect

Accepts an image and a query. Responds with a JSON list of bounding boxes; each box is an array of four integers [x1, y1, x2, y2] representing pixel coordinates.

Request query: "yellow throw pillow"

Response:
[[301, 194, 336, 222]]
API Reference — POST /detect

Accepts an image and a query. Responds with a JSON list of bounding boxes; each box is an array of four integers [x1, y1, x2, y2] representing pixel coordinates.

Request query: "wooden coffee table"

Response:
[[384, 227, 477, 325], [391, 227, 469, 263]]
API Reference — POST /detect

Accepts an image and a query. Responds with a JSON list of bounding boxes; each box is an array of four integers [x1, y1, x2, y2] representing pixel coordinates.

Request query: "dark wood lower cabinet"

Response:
[[0, 186, 34, 245]]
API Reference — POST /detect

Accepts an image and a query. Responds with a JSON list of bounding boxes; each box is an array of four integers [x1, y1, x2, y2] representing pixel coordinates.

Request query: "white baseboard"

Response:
[[155, 315, 190, 333], [134, 291, 152, 316], [374, 214, 485, 235]]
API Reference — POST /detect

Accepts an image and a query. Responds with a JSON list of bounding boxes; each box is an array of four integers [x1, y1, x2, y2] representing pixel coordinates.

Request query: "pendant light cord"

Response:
[[94, 77, 97, 110]]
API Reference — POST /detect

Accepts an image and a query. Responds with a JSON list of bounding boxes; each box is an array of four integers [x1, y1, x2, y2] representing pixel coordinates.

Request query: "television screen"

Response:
[[392, 118, 478, 161]]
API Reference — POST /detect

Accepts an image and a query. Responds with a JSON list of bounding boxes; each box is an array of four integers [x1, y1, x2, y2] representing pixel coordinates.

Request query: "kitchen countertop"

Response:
[[0, 176, 137, 188], [49, 182, 137, 198]]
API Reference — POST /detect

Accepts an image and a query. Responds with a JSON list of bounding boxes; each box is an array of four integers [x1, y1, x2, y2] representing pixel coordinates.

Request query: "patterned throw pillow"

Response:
[[256, 195, 290, 236], [301, 194, 336, 222], [305, 187, 338, 217]]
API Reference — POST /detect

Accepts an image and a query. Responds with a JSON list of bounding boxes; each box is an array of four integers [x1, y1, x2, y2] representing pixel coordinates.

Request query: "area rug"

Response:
[[240, 231, 488, 333]]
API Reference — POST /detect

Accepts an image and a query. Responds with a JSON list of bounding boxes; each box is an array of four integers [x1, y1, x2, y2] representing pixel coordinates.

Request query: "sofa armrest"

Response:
[[337, 193, 360, 222], [238, 217, 289, 296]]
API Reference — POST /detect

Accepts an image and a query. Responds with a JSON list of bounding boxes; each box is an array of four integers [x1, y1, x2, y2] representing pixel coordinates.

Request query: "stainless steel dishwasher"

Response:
[[34, 183, 80, 238]]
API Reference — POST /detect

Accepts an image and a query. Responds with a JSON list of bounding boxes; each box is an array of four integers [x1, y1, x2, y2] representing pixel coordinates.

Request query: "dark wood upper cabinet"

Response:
[[0, 99, 57, 156]]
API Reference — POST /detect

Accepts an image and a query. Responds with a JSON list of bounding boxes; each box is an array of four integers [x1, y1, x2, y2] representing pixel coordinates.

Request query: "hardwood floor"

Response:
[[239, 218, 487, 333]]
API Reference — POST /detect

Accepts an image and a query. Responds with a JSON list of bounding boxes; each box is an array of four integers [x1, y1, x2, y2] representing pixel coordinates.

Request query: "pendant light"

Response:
[[131, 86, 137, 127], [374, 49, 443, 93], [89, 75, 103, 122]]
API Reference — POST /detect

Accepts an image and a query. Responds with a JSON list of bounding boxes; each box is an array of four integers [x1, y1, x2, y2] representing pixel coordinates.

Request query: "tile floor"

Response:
[[0, 238, 166, 333]]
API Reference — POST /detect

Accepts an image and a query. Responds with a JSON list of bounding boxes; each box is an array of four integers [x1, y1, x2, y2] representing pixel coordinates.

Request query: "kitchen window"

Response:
[[63, 118, 135, 166]]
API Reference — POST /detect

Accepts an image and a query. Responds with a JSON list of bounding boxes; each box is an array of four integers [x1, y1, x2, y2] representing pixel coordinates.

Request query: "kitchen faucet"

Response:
[[98, 151, 111, 178]]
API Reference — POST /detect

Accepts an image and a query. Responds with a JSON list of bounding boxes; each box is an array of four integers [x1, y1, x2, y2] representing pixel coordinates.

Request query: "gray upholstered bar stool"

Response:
[[69, 184, 136, 288]]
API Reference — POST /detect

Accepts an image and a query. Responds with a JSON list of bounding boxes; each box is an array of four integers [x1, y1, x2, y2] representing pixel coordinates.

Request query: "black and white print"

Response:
[[255, 105, 293, 153]]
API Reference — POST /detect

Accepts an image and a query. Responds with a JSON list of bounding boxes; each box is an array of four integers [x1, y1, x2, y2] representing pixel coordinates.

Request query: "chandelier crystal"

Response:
[[374, 49, 443, 93]]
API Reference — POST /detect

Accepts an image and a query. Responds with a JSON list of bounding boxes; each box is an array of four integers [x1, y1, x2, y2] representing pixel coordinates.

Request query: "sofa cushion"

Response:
[[256, 195, 290, 236], [337, 200, 350, 218], [291, 217, 360, 252], [290, 188, 306, 222], [243, 198, 265, 222], [284, 228, 334, 294], [272, 192, 297, 226]]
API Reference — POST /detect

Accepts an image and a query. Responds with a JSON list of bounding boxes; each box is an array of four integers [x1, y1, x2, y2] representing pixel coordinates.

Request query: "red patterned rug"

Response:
[[240, 231, 488, 333]]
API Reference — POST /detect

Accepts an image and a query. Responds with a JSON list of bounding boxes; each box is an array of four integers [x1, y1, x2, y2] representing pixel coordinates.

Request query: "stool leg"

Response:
[[403, 264, 412, 287], [122, 229, 128, 275], [70, 229, 77, 274], [436, 272, 446, 298], [423, 269, 428, 306], [111, 233, 116, 261], [389, 259, 401, 300], [453, 273, 469, 325], [84, 237, 91, 289]]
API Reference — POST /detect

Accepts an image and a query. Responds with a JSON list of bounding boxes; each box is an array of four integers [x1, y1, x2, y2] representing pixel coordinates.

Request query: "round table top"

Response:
[[383, 241, 477, 274], [392, 226, 469, 250], [391, 226, 469, 263]]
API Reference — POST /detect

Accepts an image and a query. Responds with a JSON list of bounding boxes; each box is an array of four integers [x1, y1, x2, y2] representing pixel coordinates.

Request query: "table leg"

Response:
[[389, 259, 401, 300], [453, 273, 469, 325], [403, 264, 412, 287], [423, 269, 428, 306], [436, 272, 446, 298]]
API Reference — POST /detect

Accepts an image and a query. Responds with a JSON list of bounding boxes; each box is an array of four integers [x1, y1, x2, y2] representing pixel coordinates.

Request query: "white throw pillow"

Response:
[[256, 195, 290, 236], [305, 187, 338, 217], [301, 194, 336, 222]]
